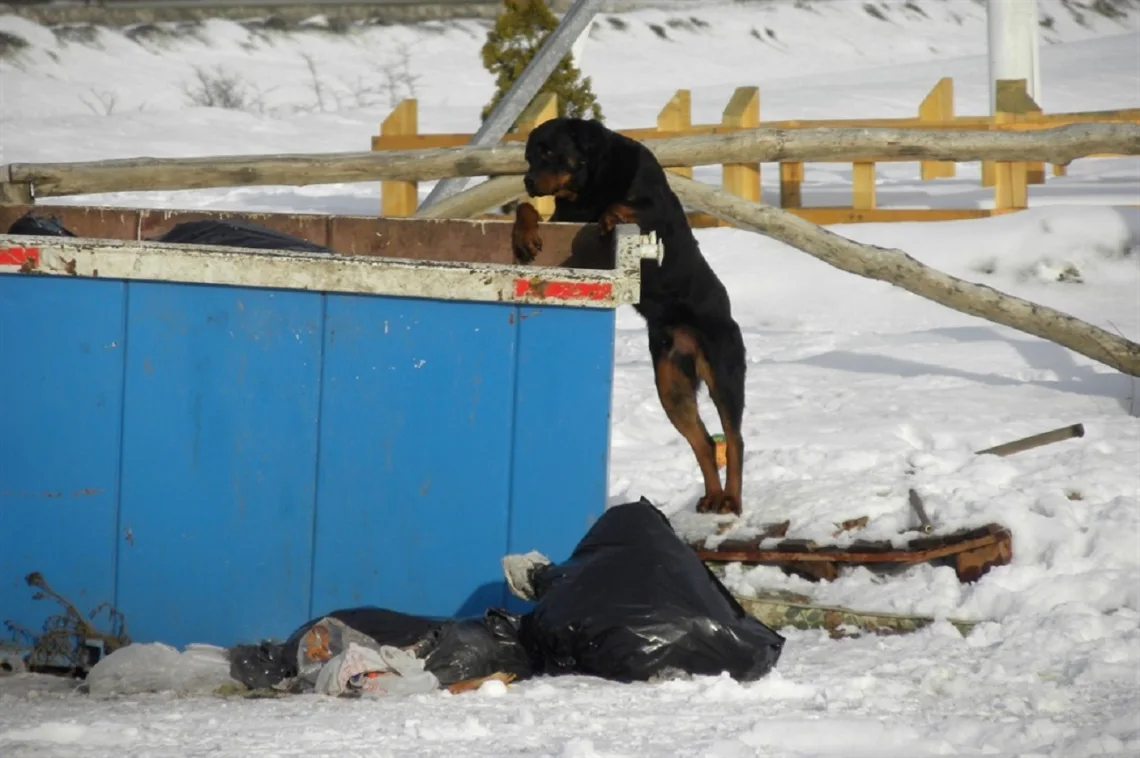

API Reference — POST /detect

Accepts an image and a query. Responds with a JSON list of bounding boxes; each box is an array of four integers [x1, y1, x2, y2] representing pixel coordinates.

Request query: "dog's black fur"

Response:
[[512, 118, 747, 516]]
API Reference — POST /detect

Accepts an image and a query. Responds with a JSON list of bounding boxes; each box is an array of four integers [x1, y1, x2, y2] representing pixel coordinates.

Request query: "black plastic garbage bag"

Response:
[[6, 213, 333, 256], [519, 498, 785, 683], [228, 640, 296, 691], [151, 219, 334, 254], [420, 609, 533, 686], [7, 212, 76, 237], [228, 606, 534, 690]]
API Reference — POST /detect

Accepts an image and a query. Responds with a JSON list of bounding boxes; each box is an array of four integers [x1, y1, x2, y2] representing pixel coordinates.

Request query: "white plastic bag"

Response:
[[86, 642, 240, 698]]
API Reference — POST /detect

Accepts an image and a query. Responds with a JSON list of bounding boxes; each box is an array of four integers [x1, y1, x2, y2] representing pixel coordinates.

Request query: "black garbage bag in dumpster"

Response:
[[7, 212, 77, 237], [228, 606, 533, 690], [519, 498, 785, 683], [152, 219, 334, 254], [6, 212, 332, 255]]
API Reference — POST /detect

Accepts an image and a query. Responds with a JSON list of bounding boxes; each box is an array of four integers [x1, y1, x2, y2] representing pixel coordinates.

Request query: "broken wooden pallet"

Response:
[[695, 523, 1012, 583]]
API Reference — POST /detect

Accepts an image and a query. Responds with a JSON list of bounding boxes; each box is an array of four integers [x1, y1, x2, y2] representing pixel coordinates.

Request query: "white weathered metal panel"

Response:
[[0, 224, 661, 309]]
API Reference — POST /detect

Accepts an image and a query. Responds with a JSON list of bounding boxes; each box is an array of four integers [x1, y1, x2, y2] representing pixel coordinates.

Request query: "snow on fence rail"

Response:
[[372, 77, 1140, 226]]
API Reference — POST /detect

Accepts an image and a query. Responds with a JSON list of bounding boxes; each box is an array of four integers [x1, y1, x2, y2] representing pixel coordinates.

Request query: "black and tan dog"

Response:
[[512, 118, 747, 516]]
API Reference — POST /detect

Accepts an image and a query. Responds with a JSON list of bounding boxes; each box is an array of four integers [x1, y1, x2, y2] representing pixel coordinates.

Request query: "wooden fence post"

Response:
[[780, 162, 803, 209], [380, 99, 419, 217], [516, 91, 559, 219], [992, 108, 1029, 213], [658, 89, 693, 179], [918, 78, 956, 180], [852, 162, 876, 210], [721, 86, 760, 202], [984, 79, 1044, 187]]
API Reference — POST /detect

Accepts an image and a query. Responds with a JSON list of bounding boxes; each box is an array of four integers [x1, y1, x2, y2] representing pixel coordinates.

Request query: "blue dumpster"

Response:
[[0, 215, 660, 651]]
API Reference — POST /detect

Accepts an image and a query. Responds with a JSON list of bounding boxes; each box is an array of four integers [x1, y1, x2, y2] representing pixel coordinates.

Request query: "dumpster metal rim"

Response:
[[0, 224, 662, 309]]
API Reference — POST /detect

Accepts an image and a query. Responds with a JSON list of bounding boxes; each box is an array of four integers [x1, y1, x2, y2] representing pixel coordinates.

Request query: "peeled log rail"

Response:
[[665, 174, 1140, 377], [415, 175, 524, 220], [4, 123, 1138, 199]]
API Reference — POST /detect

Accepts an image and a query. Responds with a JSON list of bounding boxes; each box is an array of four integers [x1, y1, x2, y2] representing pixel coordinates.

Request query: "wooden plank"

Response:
[[779, 162, 803, 209], [721, 87, 761, 202], [852, 161, 876, 211], [516, 92, 559, 219], [918, 78, 956, 179], [658, 90, 693, 180], [380, 99, 420, 217]]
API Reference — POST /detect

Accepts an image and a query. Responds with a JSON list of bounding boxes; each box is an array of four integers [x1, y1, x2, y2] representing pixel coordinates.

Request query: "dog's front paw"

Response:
[[599, 202, 637, 235], [512, 202, 543, 264], [512, 226, 542, 264]]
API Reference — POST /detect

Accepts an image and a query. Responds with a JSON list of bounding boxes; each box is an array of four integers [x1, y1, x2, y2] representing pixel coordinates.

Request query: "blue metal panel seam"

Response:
[[111, 283, 132, 609], [305, 293, 330, 621], [502, 304, 523, 608]]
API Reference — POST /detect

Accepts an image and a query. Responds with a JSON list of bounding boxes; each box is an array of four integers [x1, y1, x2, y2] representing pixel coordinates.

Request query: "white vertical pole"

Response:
[[987, 0, 1041, 111]]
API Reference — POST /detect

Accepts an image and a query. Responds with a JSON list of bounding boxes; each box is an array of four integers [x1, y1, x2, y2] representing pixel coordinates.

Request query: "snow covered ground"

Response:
[[1, 1, 1139, 756]]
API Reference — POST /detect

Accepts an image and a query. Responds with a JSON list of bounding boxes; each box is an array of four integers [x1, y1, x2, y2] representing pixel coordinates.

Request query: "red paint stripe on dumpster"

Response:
[[514, 278, 613, 301], [0, 247, 40, 267]]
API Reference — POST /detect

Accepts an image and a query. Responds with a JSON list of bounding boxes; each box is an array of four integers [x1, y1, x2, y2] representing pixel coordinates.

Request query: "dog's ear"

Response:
[[566, 119, 608, 160]]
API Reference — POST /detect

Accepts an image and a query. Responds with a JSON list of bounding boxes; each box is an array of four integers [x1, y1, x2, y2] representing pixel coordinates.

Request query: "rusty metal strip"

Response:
[[0, 224, 661, 308]]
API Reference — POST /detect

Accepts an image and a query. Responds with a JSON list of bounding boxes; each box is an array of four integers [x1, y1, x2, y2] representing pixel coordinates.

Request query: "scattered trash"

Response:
[[9, 498, 788, 697], [227, 606, 533, 697]]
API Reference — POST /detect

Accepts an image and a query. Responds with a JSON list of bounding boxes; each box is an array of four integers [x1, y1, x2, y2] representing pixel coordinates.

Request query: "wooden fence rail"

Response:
[[4, 122, 1135, 208], [372, 77, 1140, 226], [2, 84, 1136, 234]]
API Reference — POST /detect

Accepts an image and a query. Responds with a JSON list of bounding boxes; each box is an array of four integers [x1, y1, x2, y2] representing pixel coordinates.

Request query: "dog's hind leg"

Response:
[[699, 322, 747, 516], [673, 324, 747, 516], [651, 328, 725, 514]]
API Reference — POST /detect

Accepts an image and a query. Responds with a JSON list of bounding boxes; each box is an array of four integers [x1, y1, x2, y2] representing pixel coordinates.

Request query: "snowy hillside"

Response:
[[1, 0, 1139, 756]]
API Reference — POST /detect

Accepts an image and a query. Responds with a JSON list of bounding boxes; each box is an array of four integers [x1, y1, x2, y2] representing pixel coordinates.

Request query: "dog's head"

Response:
[[521, 118, 608, 200]]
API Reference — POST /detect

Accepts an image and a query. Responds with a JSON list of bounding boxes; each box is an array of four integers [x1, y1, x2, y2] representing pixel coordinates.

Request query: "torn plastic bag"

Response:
[[7, 212, 77, 237], [519, 498, 785, 683], [229, 607, 437, 690], [151, 219, 334, 254], [314, 641, 439, 698], [228, 606, 533, 691]]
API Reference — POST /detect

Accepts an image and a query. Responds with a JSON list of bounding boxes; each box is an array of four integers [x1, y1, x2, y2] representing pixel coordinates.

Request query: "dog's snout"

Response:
[[523, 175, 537, 195]]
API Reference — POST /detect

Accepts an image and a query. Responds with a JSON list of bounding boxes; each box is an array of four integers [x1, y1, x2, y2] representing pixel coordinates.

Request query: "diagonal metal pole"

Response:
[[414, 0, 602, 215]]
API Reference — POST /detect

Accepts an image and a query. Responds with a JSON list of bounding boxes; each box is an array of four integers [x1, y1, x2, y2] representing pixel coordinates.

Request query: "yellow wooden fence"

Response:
[[371, 77, 1140, 226]]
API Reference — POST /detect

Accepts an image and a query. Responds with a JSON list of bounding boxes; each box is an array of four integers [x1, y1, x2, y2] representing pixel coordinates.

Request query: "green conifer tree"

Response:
[[480, 0, 604, 127]]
